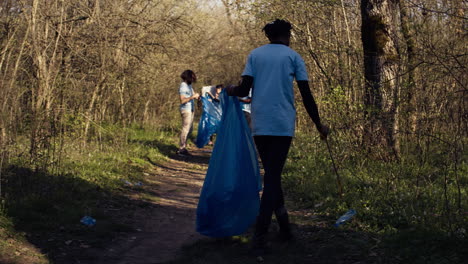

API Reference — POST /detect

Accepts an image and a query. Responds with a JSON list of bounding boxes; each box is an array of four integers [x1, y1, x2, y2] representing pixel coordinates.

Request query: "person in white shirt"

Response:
[[178, 70, 200, 156], [201, 85, 217, 99], [202, 84, 223, 101]]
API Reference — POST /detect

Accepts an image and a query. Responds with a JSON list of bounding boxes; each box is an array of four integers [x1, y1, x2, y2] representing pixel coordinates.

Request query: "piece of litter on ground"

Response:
[[80, 216, 96, 226], [124, 180, 133, 186], [65, 240, 73, 245], [334, 209, 356, 227], [314, 202, 324, 208]]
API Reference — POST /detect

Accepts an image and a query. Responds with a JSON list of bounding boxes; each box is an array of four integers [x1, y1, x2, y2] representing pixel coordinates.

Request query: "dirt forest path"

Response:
[[97, 148, 211, 264], [78, 146, 391, 264]]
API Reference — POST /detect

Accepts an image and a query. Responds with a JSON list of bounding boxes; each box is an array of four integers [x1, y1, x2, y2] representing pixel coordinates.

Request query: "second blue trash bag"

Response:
[[196, 91, 261, 237], [196, 94, 222, 148]]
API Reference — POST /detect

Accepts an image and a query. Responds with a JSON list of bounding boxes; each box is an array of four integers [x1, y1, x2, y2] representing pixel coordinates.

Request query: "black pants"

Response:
[[253, 135, 292, 236]]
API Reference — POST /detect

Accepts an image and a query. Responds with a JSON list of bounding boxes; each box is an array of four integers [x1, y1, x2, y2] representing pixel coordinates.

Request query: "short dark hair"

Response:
[[262, 19, 292, 40], [215, 84, 223, 89], [180, 70, 196, 84]]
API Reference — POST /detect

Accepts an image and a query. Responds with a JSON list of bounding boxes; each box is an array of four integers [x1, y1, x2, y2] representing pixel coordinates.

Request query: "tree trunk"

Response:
[[399, 0, 417, 134], [361, 0, 401, 160]]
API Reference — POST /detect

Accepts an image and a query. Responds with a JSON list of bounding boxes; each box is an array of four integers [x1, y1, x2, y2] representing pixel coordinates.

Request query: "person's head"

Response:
[[215, 84, 223, 95], [262, 19, 292, 46], [180, 70, 197, 84]]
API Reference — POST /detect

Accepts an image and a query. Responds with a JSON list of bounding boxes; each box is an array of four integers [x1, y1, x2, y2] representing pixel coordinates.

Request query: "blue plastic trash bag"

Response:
[[196, 91, 261, 237], [196, 94, 223, 148]]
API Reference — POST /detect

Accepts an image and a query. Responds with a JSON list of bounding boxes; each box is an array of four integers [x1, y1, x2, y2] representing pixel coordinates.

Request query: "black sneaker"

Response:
[[250, 233, 271, 261], [275, 208, 293, 242]]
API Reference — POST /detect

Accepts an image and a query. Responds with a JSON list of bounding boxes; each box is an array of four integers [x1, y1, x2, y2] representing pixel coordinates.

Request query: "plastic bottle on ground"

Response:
[[334, 209, 356, 227]]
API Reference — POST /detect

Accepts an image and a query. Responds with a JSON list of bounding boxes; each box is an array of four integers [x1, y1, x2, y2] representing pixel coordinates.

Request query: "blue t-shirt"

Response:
[[179, 82, 194, 112], [242, 44, 308, 137]]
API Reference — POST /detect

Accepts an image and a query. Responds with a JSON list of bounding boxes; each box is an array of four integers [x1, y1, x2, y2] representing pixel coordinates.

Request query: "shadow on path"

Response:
[[92, 148, 210, 264], [164, 215, 389, 264], [0, 165, 152, 264], [3, 146, 465, 264]]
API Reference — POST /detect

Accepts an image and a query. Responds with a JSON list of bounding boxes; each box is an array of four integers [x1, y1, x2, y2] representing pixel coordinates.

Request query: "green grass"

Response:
[[166, 128, 467, 264], [0, 124, 178, 263], [1, 124, 466, 264], [279, 132, 468, 263], [0, 210, 49, 264], [383, 228, 468, 264]]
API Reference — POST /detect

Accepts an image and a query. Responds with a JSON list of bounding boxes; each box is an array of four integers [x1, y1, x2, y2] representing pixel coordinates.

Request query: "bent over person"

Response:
[[178, 69, 200, 156], [226, 19, 329, 258]]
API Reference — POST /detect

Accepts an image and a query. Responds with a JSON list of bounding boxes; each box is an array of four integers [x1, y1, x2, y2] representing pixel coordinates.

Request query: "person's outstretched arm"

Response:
[[206, 91, 215, 99], [226, 76, 253, 97], [297, 80, 329, 139]]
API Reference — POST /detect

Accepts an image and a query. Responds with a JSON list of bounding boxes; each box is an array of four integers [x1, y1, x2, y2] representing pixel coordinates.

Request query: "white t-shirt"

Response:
[[179, 82, 194, 112], [201, 85, 217, 98], [242, 43, 308, 137]]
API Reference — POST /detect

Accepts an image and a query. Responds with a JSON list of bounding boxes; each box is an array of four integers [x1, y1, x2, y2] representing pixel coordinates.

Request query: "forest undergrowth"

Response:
[[0, 124, 466, 264], [1, 0, 467, 263], [0, 125, 177, 264]]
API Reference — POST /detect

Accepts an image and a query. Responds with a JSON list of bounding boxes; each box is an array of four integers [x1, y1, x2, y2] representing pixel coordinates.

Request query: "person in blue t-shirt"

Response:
[[178, 69, 200, 156], [226, 19, 329, 258]]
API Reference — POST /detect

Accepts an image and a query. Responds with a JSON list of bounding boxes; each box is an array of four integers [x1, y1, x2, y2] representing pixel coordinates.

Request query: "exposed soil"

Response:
[[95, 148, 211, 264], [4, 145, 463, 264]]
